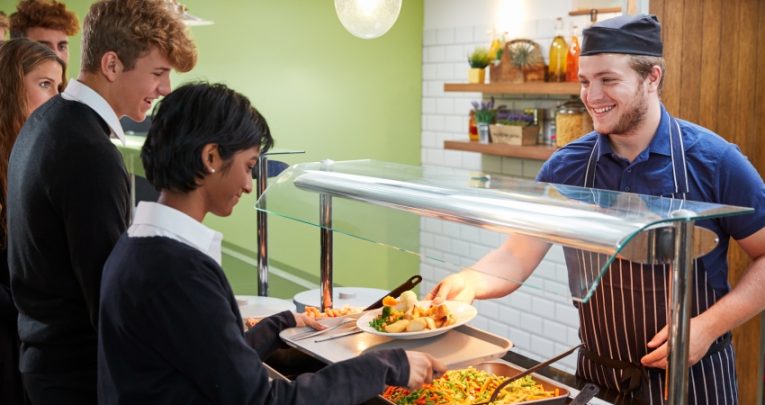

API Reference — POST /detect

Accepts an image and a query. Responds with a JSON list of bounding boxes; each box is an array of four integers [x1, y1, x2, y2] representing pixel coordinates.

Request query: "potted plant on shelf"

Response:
[[467, 47, 491, 84], [490, 110, 539, 146], [507, 39, 545, 82], [471, 97, 503, 143]]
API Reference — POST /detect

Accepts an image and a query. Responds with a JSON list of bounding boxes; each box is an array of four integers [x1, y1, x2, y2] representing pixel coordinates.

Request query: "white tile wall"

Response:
[[418, 0, 622, 373]]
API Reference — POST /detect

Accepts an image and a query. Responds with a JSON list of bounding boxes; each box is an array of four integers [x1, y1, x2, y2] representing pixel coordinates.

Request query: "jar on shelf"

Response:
[[555, 99, 593, 147]]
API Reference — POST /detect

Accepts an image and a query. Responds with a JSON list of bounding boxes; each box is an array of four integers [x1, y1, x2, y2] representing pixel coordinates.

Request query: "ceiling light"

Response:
[[334, 0, 402, 40]]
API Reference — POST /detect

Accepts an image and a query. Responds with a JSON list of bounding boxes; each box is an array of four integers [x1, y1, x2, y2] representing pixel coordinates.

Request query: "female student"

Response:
[[0, 38, 65, 405], [98, 82, 444, 405]]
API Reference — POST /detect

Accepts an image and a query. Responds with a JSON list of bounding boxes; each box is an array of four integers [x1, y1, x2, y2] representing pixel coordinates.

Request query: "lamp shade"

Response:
[[334, 0, 402, 39]]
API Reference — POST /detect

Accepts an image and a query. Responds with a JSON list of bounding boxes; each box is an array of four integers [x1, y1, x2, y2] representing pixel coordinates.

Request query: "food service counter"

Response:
[[264, 347, 636, 404], [256, 160, 753, 404]]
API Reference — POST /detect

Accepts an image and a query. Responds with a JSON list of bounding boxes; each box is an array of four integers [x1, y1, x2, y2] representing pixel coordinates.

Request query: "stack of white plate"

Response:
[[235, 295, 296, 320]]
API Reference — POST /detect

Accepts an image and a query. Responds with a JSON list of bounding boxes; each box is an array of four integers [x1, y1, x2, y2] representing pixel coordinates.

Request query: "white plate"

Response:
[[236, 296, 295, 320], [355, 300, 477, 340]]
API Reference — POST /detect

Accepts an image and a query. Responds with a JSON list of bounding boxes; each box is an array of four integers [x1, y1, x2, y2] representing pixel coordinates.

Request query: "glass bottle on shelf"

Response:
[[548, 17, 568, 82], [469, 110, 478, 142], [565, 24, 580, 82], [542, 108, 557, 145]]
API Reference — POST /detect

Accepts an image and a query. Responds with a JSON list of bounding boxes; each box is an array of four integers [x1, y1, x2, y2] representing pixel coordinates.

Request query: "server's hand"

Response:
[[425, 273, 476, 304], [641, 316, 716, 368]]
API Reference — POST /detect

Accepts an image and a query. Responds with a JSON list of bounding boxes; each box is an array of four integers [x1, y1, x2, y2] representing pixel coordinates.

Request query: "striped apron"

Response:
[[569, 115, 738, 404]]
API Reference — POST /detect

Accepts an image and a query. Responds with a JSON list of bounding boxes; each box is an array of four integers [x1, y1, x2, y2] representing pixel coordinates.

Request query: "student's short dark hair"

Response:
[[141, 82, 274, 193]]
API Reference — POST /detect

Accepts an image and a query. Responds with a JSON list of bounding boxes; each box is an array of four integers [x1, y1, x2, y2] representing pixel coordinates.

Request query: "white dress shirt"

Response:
[[61, 79, 126, 146], [128, 201, 223, 265]]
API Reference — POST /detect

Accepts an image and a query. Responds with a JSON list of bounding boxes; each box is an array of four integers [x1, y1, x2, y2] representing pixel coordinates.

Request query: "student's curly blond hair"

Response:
[[81, 0, 197, 74], [9, 0, 79, 38]]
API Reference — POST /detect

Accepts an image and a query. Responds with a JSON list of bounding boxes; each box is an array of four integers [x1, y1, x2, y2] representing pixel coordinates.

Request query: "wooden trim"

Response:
[[444, 82, 580, 96], [626, 0, 638, 15], [568, 7, 621, 16], [444, 141, 557, 161]]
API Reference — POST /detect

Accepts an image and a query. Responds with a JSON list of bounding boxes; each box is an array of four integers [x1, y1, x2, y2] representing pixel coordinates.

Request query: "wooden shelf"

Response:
[[444, 82, 580, 96], [444, 141, 557, 161], [568, 7, 621, 16]]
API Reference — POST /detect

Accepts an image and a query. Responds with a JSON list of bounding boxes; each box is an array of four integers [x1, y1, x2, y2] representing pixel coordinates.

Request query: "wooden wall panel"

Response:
[[733, 0, 757, 152], [678, 1, 702, 123], [747, 0, 765, 175], [728, 4, 764, 405], [715, 0, 741, 139], [697, 0, 721, 130], [661, 0, 683, 114], [651, 0, 765, 403]]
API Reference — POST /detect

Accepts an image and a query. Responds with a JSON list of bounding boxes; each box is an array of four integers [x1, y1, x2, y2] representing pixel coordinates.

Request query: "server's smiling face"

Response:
[[578, 53, 650, 137]]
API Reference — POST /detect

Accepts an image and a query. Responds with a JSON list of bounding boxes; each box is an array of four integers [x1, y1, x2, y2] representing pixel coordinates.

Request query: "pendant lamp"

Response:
[[164, 0, 213, 27], [334, 0, 402, 39]]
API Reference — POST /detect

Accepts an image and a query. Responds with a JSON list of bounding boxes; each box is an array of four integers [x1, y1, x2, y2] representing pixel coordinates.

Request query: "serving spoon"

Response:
[[475, 343, 583, 405]]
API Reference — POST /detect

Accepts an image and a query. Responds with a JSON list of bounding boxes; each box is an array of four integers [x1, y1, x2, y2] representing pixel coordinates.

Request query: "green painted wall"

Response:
[[3, 0, 424, 299]]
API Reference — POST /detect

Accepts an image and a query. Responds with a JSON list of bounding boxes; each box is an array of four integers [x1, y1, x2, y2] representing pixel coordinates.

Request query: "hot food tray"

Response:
[[377, 360, 569, 405], [280, 324, 512, 369]]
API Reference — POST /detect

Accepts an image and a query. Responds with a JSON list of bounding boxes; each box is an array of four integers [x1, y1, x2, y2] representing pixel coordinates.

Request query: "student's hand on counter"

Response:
[[292, 312, 327, 331], [404, 351, 446, 390], [641, 316, 716, 369], [425, 273, 476, 304]]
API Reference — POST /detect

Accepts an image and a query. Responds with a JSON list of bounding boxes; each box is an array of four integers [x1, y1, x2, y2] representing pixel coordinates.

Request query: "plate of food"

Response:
[[356, 291, 477, 340]]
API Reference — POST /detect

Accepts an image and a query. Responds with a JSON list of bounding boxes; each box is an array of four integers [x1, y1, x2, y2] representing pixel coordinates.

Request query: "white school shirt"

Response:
[[61, 79, 126, 146], [128, 201, 223, 266]]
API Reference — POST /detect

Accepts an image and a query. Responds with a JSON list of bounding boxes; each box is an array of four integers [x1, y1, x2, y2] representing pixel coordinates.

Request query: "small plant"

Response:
[[471, 97, 506, 123], [496, 110, 535, 126], [467, 47, 491, 69], [508, 41, 543, 71]]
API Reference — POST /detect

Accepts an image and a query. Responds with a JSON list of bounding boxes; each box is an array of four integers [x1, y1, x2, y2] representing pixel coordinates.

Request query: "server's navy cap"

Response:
[[581, 14, 663, 56]]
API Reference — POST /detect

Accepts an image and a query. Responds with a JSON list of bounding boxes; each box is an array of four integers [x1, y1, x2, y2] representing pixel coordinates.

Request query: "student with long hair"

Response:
[[0, 37, 65, 405]]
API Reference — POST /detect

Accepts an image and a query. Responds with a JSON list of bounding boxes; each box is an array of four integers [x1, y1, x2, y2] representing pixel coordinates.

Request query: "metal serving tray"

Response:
[[377, 360, 569, 405], [280, 324, 512, 370]]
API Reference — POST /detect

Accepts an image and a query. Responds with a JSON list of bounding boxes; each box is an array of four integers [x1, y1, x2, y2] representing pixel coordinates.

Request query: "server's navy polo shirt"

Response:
[[537, 105, 765, 292]]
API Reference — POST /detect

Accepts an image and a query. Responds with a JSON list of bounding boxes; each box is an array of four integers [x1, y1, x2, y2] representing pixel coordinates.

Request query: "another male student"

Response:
[[10, 0, 79, 63]]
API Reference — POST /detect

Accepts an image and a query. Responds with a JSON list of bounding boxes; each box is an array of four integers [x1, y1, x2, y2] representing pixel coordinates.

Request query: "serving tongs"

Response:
[[475, 343, 583, 405], [288, 275, 422, 342]]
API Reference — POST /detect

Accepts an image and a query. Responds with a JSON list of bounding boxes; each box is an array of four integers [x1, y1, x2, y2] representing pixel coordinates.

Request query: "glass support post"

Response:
[[256, 156, 270, 296], [319, 160, 335, 311], [667, 210, 695, 404], [319, 193, 333, 311]]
